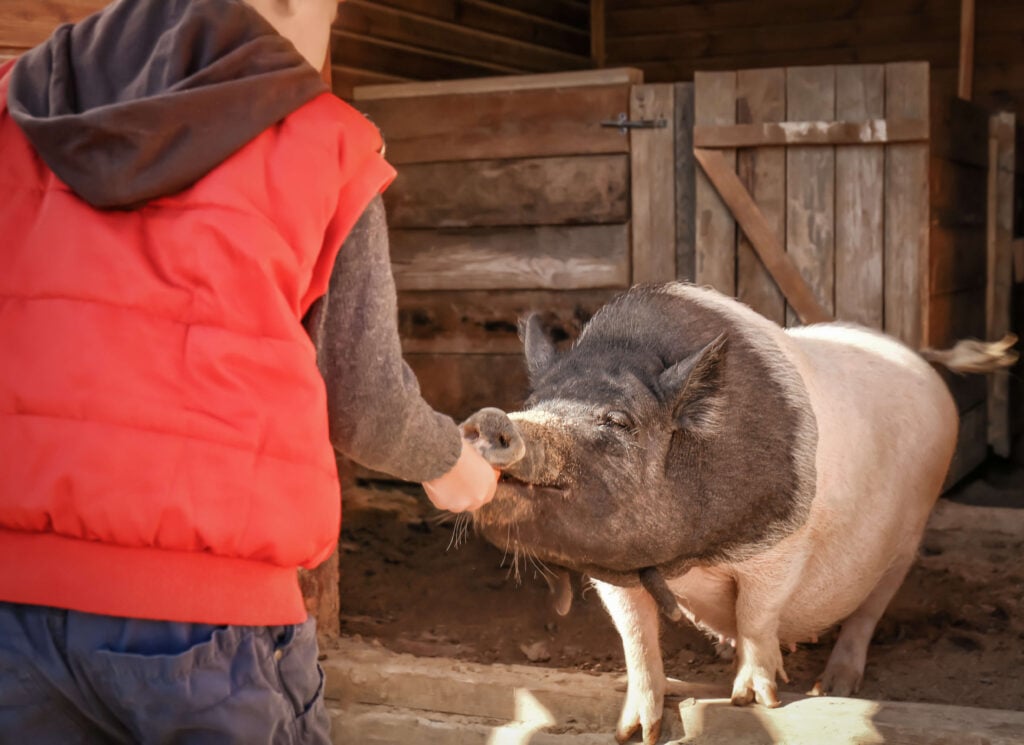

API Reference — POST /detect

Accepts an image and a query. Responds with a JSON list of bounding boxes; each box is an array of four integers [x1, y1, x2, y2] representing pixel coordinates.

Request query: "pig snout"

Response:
[[460, 407, 526, 468]]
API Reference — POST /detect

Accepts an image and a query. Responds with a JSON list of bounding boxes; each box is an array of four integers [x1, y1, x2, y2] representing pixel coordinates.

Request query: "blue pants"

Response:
[[0, 602, 330, 744]]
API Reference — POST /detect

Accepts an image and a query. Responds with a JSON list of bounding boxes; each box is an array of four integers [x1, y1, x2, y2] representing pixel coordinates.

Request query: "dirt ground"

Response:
[[338, 458, 1024, 712]]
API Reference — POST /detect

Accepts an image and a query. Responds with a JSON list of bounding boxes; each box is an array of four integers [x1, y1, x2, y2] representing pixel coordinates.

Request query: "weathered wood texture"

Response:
[[332, 0, 591, 99], [694, 61, 1003, 484], [630, 83, 677, 283], [987, 112, 1015, 457], [603, 0, 1024, 121], [735, 67, 785, 325], [693, 71, 737, 295], [694, 63, 926, 336], [674, 82, 696, 281], [785, 65, 836, 327], [0, 0, 591, 100]]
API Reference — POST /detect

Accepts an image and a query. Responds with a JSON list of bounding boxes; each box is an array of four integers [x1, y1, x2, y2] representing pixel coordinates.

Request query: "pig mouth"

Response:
[[496, 472, 566, 499]]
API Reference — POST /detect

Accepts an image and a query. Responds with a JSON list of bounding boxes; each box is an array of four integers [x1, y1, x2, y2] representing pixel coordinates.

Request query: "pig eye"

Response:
[[600, 410, 634, 430]]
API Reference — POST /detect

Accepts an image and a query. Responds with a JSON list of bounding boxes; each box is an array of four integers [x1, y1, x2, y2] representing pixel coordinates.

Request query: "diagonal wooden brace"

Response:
[[694, 147, 833, 325]]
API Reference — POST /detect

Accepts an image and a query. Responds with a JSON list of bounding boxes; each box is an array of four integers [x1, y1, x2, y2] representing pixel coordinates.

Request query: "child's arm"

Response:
[[305, 195, 495, 508]]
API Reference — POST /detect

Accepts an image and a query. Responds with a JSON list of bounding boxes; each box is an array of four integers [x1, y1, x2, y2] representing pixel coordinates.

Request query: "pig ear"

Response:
[[659, 333, 728, 436], [519, 313, 556, 380]]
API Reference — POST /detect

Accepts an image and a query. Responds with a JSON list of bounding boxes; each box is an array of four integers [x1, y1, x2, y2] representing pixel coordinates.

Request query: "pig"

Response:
[[461, 282, 1016, 745]]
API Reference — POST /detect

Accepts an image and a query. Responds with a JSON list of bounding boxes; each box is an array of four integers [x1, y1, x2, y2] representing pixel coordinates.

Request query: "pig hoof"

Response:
[[615, 696, 662, 744], [615, 717, 661, 745], [809, 662, 863, 697], [731, 672, 781, 708]]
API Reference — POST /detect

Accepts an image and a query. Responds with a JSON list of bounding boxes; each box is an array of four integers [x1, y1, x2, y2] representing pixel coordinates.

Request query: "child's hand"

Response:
[[422, 438, 499, 512]]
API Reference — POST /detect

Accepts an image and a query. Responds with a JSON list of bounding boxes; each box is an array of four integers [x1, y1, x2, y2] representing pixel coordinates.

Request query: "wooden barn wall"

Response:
[[0, 1, 592, 99], [602, 0, 1024, 120], [330, 0, 592, 99]]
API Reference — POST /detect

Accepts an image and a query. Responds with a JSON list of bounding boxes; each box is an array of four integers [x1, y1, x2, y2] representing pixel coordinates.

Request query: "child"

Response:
[[0, 0, 497, 741]]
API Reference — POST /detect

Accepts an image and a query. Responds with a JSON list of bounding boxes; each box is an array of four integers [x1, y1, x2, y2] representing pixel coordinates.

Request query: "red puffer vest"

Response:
[[0, 63, 395, 625]]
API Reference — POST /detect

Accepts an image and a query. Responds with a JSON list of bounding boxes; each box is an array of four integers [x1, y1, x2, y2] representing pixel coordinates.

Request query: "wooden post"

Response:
[[987, 112, 1015, 457], [590, 0, 606, 68], [958, 0, 975, 101], [630, 84, 677, 284], [674, 82, 696, 281]]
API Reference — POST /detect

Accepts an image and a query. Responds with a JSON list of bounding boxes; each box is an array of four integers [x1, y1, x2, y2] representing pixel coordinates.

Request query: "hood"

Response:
[[6, 0, 329, 208]]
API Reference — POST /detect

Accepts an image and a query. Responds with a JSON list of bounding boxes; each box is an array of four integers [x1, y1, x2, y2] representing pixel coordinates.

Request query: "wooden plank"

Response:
[[397, 289, 615, 354], [630, 84, 677, 284], [885, 62, 930, 348], [674, 82, 697, 281], [405, 353, 530, 421], [929, 226, 987, 295], [353, 67, 641, 100], [330, 30, 522, 79], [693, 71, 737, 296], [605, 0, 967, 37], [987, 112, 1015, 457], [453, 0, 591, 56], [355, 85, 632, 164], [590, 0, 606, 67], [694, 148, 832, 325], [835, 65, 885, 330], [606, 7, 961, 63], [693, 118, 927, 148], [785, 66, 836, 327], [389, 224, 631, 291], [958, 0, 976, 100], [384, 154, 629, 229], [335, 1, 589, 74], [0, 0, 106, 49], [735, 67, 785, 325]]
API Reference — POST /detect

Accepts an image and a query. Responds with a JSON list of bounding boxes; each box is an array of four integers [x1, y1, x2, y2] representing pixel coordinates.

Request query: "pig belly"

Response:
[[673, 325, 958, 643]]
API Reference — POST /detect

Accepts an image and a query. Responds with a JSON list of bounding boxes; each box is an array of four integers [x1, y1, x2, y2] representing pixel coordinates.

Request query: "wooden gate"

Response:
[[692, 62, 1015, 484], [353, 68, 691, 420]]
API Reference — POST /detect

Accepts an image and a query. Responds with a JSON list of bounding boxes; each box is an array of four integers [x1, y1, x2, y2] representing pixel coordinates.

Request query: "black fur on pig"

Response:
[[470, 283, 819, 587]]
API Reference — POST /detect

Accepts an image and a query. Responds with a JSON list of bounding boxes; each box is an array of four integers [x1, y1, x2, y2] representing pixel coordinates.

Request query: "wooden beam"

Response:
[[355, 84, 631, 165], [353, 66, 641, 100], [693, 118, 928, 148], [958, 0, 975, 100], [590, 0, 605, 67], [693, 147, 833, 325], [390, 223, 630, 291], [986, 111, 1015, 457], [630, 84, 676, 283]]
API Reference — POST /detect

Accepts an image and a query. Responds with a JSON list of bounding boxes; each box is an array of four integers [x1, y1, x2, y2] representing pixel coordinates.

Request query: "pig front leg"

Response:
[[729, 558, 805, 708], [593, 580, 665, 745]]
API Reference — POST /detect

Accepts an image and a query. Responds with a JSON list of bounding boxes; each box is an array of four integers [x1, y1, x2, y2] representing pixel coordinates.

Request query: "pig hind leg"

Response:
[[810, 549, 917, 697]]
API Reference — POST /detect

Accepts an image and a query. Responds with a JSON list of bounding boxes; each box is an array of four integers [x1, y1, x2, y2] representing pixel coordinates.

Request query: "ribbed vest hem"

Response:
[[0, 529, 308, 626]]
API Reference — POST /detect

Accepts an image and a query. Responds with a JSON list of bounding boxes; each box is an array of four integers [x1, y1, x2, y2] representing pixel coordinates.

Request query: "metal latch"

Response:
[[600, 112, 668, 134]]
